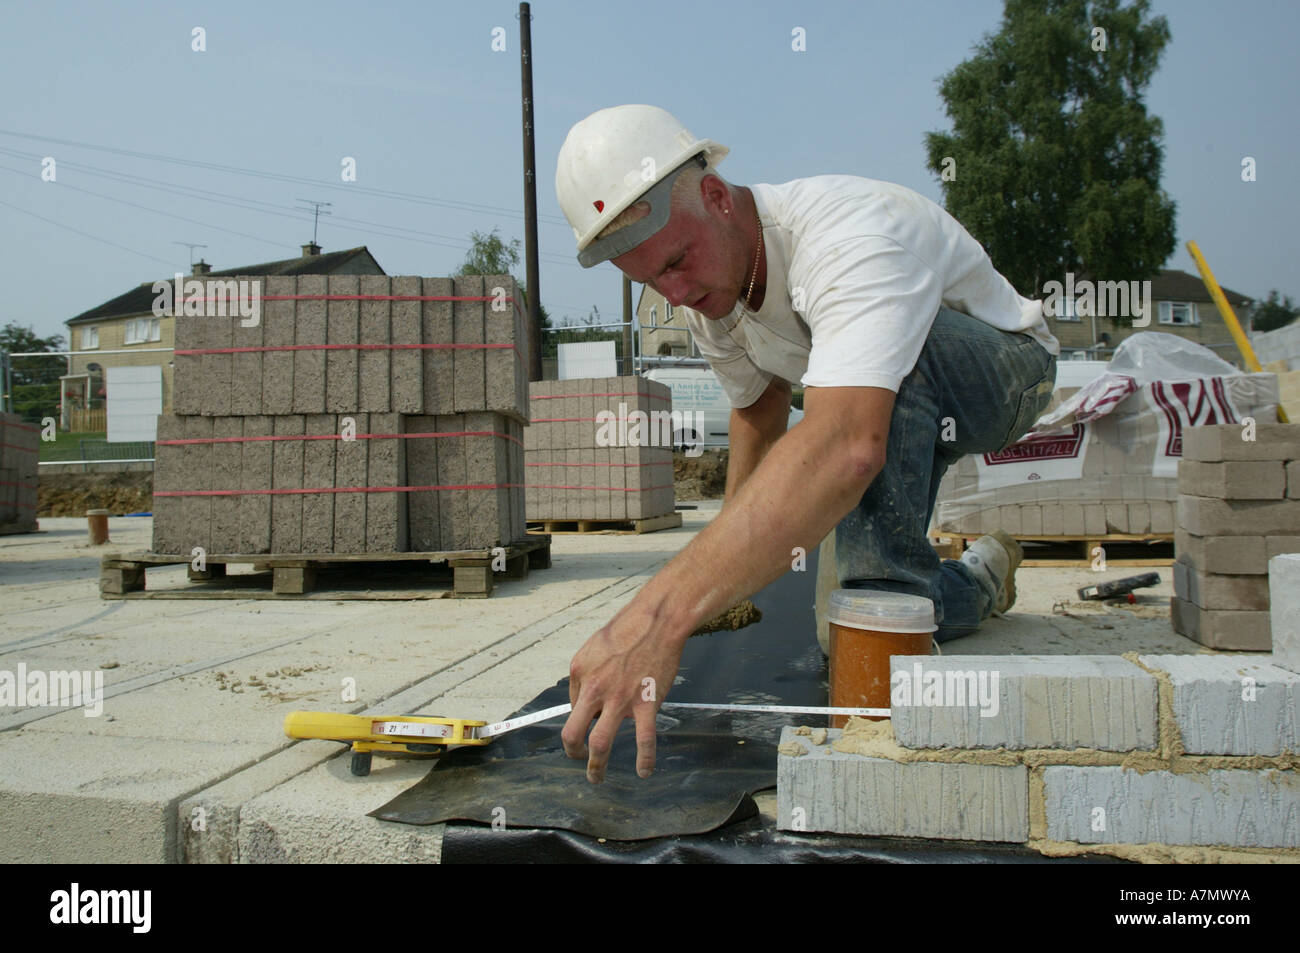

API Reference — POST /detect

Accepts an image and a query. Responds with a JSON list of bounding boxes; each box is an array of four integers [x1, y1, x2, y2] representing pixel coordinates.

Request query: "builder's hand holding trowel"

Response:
[[561, 600, 689, 784]]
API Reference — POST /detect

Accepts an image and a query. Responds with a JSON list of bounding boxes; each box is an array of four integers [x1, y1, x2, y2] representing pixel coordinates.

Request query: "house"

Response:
[[1045, 269, 1254, 364], [62, 243, 385, 430], [637, 268, 1256, 369]]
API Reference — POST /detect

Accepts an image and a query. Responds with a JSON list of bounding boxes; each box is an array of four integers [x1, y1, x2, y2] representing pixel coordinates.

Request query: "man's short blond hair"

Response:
[[595, 161, 719, 242]]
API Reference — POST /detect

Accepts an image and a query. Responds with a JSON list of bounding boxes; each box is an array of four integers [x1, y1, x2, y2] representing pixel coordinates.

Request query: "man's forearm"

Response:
[[615, 417, 881, 642], [723, 408, 778, 503]]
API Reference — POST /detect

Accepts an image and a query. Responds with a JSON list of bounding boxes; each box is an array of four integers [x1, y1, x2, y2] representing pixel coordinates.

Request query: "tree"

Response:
[[1251, 290, 1298, 334], [1, 322, 64, 423], [925, 0, 1176, 323], [456, 227, 553, 335]]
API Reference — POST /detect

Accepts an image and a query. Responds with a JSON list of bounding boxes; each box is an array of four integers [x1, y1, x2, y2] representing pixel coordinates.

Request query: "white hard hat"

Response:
[[556, 105, 729, 268]]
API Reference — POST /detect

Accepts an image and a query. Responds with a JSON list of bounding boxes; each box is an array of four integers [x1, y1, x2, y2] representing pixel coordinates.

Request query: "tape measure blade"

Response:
[[476, 702, 573, 738]]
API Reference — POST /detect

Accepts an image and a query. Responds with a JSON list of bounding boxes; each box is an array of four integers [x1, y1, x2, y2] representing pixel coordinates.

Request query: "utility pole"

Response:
[[519, 1, 542, 381], [622, 275, 633, 375]]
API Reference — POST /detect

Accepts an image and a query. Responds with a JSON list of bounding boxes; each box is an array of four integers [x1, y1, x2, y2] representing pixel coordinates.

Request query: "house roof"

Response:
[[1150, 269, 1251, 306], [67, 246, 384, 325]]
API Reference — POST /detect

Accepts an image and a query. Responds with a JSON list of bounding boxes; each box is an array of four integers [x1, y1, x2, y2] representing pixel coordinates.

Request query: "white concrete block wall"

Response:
[[776, 729, 1029, 842], [1138, 654, 1300, 756], [889, 655, 1158, 751], [1270, 553, 1300, 675], [1043, 766, 1300, 848]]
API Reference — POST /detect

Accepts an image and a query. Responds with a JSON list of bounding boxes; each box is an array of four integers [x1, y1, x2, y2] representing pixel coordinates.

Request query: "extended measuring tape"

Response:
[[284, 701, 887, 776]]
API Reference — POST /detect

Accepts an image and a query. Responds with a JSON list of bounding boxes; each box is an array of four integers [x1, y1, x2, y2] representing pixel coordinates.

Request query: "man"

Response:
[[553, 104, 1059, 784]]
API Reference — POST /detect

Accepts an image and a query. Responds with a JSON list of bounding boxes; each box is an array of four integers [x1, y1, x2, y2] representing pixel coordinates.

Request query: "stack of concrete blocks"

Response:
[[1171, 422, 1300, 650], [153, 274, 528, 555], [934, 373, 1278, 537], [0, 413, 39, 533], [778, 653, 1300, 855], [524, 377, 675, 522]]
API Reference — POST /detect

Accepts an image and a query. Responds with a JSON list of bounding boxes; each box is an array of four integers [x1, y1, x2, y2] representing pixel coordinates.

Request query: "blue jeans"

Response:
[[835, 306, 1057, 642]]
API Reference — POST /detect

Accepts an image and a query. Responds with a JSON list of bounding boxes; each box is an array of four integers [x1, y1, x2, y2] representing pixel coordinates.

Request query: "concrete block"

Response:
[[1173, 557, 1271, 611], [1102, 502, 1128, 534], [1179, 495, 1300, 537], [581, 387, 597, 451], [564, 384, 581, 454], [301, 414, 337, 554], [1020, 504, 1042, 537], [261, 276, 296, 415], [230, 277, 264, 416], [171, 298, 202, 415], [1269, 553, 1300, 676], [1179, 459, 1287, 500], [390, 276, 423, 414], [483, 274, 522, 419], [1043, 765, 1300, 847], [326, 275, 360, 413], [1170, 596, 1272, 650], [1061, 502, 1085, 537], [1138, 654, 1300, 756], [452, 275, 485, 413], [181, 415, 214, 553], [405, 415, 440, 551], [595, 446, 611, 521], [1149, 499, 1174, 534], [462, 412, 500, 547], [509, 418, 525, 542], [495, 415, 513, 545], [358, 275, 392, 413], [1182, 422, 1300, 463], [238, 415, 273, 553], [1289, 460, 1300, 499], [200, 293, 234, 417], [1041, 503, 1064, 536], [332, 413, 368, 554], [889, 655, 1158, 751], [210, 416, 243, 553], [422, 277, 454, 415], [151, 414, 187, 554], [1081, 503, 1105, 536], [436, 415, 466, 549], [651, 448, 674, 517], [1125, 502, 1150, 535], [777, 729, 1029, 842], [293, 275, 327, 414], [998, 504, 1022, 538], [1175, 529, 1268, 574], [1267, 536, 1300, 560], [271, 415, 305, 554], [365, 413, 407, 553]]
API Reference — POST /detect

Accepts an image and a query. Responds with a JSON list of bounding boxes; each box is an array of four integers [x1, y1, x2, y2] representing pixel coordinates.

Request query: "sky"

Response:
[[1, 0, 1295, 346]]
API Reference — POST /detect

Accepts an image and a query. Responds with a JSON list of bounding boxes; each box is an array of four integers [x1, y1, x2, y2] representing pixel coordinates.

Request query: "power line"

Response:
[[0, 196, 175, 266], [0, 128, 573, 227]]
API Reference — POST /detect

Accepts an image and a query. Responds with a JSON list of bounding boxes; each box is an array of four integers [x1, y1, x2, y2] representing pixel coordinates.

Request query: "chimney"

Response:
[[301, 242, 321, 257], [191, 259, 212, 276]]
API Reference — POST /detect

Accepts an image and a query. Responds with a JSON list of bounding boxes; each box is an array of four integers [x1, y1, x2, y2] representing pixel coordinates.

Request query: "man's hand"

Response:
[[561, 605, 688, 783]]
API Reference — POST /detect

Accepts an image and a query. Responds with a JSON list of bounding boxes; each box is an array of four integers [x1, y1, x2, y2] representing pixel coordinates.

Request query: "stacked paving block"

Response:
[[935, 371, 1278, 537], [0, 413, 39, 533], [153, 274, 528, 555], [777, 654, 1300, 853], [1171, 422, 1300, 650], [524, 376, 675, 522]]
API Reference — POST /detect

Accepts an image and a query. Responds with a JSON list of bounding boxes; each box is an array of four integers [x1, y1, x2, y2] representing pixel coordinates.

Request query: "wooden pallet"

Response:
[[932, 533, 1174, 568], [526, 512, 683, 535], [99, 536, 552, 600]]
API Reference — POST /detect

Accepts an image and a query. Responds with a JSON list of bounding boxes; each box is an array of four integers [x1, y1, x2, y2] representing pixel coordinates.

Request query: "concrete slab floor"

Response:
[[0, 508, 1214, 863]]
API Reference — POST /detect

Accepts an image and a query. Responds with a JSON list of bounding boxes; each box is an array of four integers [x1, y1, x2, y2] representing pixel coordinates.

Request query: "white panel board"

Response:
[[106, 365, 163, 442], [558, 340, 617, 380]]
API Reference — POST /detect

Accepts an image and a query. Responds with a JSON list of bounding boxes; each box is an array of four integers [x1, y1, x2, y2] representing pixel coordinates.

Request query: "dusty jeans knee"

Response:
[[834, 306, 1057, 642]]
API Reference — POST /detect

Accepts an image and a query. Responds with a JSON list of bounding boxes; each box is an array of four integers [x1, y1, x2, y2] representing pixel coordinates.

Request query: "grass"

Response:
[[38, 431, 105, 462]]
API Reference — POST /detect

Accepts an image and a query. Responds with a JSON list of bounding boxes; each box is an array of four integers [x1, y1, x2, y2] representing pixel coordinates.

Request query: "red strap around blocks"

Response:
[[174, 342, 522, 356], [172, 294, 513, 303], [524, 461, 673, 468], [524, 483, 676, 492], [156, 430, 523, 448], [0, 442, 39, 454], [531, 391, 670, 402], [155, 482, 524, 497]]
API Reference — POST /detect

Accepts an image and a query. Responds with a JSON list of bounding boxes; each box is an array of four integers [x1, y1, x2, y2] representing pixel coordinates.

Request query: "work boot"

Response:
[[959, 530, 1024, 617]]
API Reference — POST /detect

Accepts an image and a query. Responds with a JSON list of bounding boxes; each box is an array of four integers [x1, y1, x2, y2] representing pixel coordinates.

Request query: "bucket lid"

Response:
[[827, 589, 937, 634]]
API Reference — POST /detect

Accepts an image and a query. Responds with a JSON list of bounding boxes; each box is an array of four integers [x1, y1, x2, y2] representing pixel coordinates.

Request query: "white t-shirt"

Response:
[[683, 175, 1060, 407]]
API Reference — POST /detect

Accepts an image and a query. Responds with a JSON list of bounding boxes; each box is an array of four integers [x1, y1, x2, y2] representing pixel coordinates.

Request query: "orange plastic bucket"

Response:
[[827, 589, 936, 727]]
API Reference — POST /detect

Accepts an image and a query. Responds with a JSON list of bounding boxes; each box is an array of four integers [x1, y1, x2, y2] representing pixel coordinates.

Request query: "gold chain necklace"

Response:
[[737, 203, 764, 321]]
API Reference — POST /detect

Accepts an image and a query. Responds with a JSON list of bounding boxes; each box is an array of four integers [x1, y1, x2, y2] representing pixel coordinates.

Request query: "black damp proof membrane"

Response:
[[371, 548, 1126, 863]]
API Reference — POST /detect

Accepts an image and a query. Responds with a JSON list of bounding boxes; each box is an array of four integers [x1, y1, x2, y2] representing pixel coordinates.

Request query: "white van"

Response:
[[642, 367, 804, 451]]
